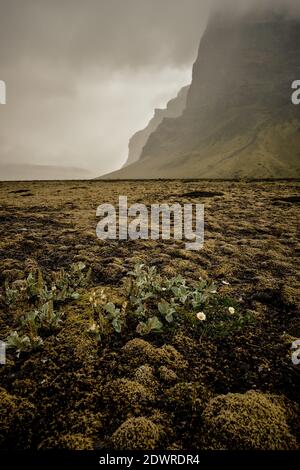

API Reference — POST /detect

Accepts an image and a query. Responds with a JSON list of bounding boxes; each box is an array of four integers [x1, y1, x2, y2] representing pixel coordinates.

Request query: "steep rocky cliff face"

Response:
[[101, 10, 300, 179], [124, 86, 189, 167]]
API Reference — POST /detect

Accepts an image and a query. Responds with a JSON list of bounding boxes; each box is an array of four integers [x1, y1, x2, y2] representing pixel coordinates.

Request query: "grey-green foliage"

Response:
[[125, 264, 217, 335], [123, 264, 253, 338], [136, 316, 163, 336], [35, 301, 63, 331], [3, 263, 91, 357], [3, 282, 19, 306], [104, 302, 123, 334], [6, 331, 43, 357], [6, 300, 63, 356], [2, 262, 91, 308], [158, 301, 176, 324], [190, 279, 217, 309], [50, 262, 91, 302]]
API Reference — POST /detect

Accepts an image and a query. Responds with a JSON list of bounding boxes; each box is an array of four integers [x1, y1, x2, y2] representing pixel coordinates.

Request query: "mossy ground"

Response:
[[0, 180, 299, 450]]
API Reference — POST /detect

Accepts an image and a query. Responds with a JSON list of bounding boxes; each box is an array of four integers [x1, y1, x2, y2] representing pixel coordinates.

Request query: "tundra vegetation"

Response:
[[0, 180, 299, 450]]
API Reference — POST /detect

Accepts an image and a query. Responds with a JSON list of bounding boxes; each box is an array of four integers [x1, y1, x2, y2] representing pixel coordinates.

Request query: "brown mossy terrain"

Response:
[[0, 180, 299, 450]]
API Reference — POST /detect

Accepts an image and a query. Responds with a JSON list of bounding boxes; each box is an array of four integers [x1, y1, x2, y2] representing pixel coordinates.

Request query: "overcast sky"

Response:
[[0, 0, 212, 178], [0, 0, 299, 178]]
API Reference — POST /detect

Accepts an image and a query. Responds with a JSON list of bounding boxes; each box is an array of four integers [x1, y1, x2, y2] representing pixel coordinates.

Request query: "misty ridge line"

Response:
[[211, 0, 300, 19]]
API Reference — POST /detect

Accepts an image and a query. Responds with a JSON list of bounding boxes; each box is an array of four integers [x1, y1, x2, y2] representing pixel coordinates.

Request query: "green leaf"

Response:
[[112, 318, 122, 333], [165, 312, 174, 323], [104, 302, 116, 314], [147, 316, 163, 332], [158, 302, 168, 315], [71, 292, 80, 300]]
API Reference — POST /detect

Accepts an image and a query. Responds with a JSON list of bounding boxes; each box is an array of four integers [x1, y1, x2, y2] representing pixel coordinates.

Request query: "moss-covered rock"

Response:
[[202, 390, 298, 450], [38, 433, 94, 450], [0, 387, 36, 449], [102, 378, 154, 418], [111, 417, 161, 450]]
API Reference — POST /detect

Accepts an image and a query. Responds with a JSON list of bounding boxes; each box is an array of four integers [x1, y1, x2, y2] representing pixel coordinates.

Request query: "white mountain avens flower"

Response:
[[196, 312, 206, 321], [228, 307, 235, 314]]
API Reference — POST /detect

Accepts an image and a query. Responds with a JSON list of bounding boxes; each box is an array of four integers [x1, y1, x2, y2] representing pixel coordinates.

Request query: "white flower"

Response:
[[228, 307, 235, 315], [88, 323, 98, 332], [196, 312, 206, 321]]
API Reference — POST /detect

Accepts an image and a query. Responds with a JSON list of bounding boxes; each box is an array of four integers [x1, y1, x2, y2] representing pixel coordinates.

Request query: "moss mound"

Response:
[[166, 382, 210, 419], [202, 390, 298, 450], [39, 433, 93, 450], [133, 364, 159, 391], [121, 338, 187, 371], [159, 366, 178, 384], [102, 378, 154, 418], [111, 417, 161, 450], [0, 387, 36, 449]]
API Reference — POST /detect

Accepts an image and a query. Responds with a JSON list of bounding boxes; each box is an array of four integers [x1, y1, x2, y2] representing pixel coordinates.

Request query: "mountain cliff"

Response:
[[100, 9, 300, 179], [124, 85, 189, 167]]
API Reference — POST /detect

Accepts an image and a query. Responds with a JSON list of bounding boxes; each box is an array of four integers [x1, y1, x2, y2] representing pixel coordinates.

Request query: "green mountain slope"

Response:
[[100, 11, 300, 179]]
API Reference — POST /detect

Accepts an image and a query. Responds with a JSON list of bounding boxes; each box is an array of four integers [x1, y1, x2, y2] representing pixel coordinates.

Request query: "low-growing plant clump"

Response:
[[86, 264, 254, 345], [2, 262, 91, 355]]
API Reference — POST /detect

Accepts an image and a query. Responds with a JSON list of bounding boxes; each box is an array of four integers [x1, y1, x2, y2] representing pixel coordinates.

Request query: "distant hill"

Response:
[[0, 163, 93, 181], [100, 10, 300, 179], [124, 85, 189, 167]]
